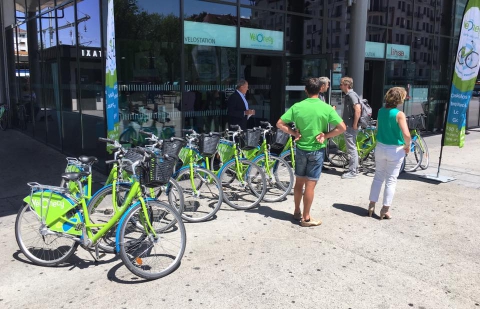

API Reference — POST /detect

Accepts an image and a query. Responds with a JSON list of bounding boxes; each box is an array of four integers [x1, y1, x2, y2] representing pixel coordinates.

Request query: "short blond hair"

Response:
[[340, 77, 353, 89], [384, 87, 407, 108]]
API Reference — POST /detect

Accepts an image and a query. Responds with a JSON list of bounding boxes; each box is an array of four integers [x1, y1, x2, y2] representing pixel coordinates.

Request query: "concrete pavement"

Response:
[[1, 129, 480, 309]]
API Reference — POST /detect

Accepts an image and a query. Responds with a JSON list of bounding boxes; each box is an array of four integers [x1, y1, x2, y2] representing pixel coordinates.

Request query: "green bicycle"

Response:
[[240, 121, 294, 202], [202, 126, 268, 210], [61, 139, 184, 252], [406, 114, 429, 170], [326, 121, 378, 170], [16, 142, 186, 280], [142, 130, 224, 223]]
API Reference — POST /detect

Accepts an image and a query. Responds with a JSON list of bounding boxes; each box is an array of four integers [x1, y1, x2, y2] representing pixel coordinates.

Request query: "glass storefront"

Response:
[[1, 0, 478, 159]]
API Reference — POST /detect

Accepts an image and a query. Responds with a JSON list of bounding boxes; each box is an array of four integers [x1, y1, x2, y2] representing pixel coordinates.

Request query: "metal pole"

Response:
[[347, 0, 368, 97]]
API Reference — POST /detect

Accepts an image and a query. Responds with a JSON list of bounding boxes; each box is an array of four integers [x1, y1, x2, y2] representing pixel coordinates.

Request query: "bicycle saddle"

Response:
[[61, 172, 90, 181], [78, 156, 98, 164]]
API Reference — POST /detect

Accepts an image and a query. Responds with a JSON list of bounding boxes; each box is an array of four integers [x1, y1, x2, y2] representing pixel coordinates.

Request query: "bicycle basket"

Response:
[[271, 129, 290, 149], [240, 129, 261, 150], [122, 148, 145, 174], [407, 115, 426, 131], [141, 155, 176, 187], [162, 137, 187, 159], [199, 133, 221, 156]]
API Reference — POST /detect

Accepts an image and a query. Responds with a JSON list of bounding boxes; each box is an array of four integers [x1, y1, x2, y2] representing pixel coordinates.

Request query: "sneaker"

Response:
[[300, 218, 322, 227], [341, 171, 358, 179], [293, 212, 302, 221]]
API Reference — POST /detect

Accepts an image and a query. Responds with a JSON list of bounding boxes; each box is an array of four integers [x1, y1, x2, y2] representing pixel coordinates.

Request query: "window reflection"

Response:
[[183, 1, 237, 133], [116, 0, 181, 144]]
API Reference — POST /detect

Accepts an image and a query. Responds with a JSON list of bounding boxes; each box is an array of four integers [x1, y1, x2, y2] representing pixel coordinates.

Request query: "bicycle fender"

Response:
[[114, 198, 157, 253], [23, 192, 82, 236], [217, 158, 250, 175]]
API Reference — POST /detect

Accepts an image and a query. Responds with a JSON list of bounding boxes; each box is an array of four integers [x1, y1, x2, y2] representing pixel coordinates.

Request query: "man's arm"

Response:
[[316, 122, 346, 143], [352, 103, 361, 130], [276, 119, 301, 141]]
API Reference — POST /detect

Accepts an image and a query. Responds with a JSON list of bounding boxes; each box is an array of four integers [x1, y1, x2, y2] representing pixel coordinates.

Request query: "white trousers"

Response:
[[368, 142, 405, 207]]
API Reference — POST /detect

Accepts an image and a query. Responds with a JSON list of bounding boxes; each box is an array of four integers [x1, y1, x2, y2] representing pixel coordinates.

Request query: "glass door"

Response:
[[285, 55, 333, 112], [240, 53, 283, 127]]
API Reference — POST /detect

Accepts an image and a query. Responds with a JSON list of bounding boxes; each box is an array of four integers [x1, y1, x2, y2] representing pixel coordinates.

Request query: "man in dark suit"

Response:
[[227, 79, 255, 130]]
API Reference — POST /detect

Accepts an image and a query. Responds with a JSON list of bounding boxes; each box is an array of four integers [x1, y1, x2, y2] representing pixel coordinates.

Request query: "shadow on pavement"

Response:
[[106, 260, 182, 284], [332, 203, 372, 218], [246, 204, 298, 224], [398, 171, 442, 184]]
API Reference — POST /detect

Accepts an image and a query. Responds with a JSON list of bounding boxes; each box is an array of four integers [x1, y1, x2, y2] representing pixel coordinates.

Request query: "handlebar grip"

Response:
[[260, 121, 270, 126], [168, 137, 187, 142], [230, 125, 240, 130], [139, 130, 153, 137], [98, 137, 114, 143]]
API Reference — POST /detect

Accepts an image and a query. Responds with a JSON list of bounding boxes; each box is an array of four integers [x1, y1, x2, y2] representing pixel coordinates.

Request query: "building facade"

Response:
[[1, 0, 479, 159]]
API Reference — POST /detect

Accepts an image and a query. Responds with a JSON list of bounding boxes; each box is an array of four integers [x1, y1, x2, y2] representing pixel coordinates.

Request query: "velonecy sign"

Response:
[[184, 21, 284, 51], [240, 27, 283, 51]]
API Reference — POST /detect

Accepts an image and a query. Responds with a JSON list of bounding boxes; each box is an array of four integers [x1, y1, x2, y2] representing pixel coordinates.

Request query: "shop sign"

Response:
[[240, 27, 283, 51], [184, 21, 236, 48], [386, 43, 410, 60], [81, 49, 102, 58], [365, 41, 385, 59]]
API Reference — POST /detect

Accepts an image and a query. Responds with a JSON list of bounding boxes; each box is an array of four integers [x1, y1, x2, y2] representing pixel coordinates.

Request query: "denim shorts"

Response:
[[295, 148, 325, 181]]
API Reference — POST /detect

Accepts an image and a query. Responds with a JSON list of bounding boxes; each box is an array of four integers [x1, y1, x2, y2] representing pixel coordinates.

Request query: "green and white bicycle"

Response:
[[15, 141, 186, 280]]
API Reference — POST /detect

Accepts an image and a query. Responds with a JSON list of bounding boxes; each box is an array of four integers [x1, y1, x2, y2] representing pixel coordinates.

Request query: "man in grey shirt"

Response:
[[339, 76, 361, 179]]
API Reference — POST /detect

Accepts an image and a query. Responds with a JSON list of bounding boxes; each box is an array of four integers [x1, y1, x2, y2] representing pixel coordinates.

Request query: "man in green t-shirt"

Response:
[[277, 78, 346, 227]]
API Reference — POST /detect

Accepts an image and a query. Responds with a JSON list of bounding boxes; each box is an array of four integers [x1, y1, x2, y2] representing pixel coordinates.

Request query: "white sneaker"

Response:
[[341, 172, 358, 179]]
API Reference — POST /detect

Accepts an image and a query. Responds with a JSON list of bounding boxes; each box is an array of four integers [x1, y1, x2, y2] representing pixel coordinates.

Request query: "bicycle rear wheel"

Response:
[[118, 201, 186, 280], [252, 154, 293, 202], [418, 136, 429, 170], [15, 203, 79, 266], [403, 139, 423, 172], [326, 138, 349, 168], [175, 166, 223, 222], [149, 178, 184, 216], [219, 159, 267, 210]]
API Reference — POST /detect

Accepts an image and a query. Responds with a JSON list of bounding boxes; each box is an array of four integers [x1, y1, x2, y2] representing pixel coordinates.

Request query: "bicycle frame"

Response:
[[24, 178, 156, 248]]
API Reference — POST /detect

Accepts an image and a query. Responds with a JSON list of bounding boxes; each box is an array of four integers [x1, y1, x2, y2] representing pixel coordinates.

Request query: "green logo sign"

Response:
[[249, 33, 274, 44], [464, 19, 480, 32]]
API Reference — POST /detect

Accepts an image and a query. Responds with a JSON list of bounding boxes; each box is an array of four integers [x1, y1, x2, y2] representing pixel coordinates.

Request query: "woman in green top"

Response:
[[368, 87, 411, 220]]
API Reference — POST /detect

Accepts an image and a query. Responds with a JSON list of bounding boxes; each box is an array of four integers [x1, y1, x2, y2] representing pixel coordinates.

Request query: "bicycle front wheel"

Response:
[[15, 203, 79, 266], [118, 201, 186, 280], [252, 154, 294, 202], [403, 139, 423, 172], [418, 136, 430, 170], [219, 159, 267, 210], [175, 167, 223, 222], [87, 183, 132, 253]]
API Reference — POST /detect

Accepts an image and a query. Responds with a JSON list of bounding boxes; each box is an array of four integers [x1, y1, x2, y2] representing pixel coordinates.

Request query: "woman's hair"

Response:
[[384, 87, 407, 108]]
